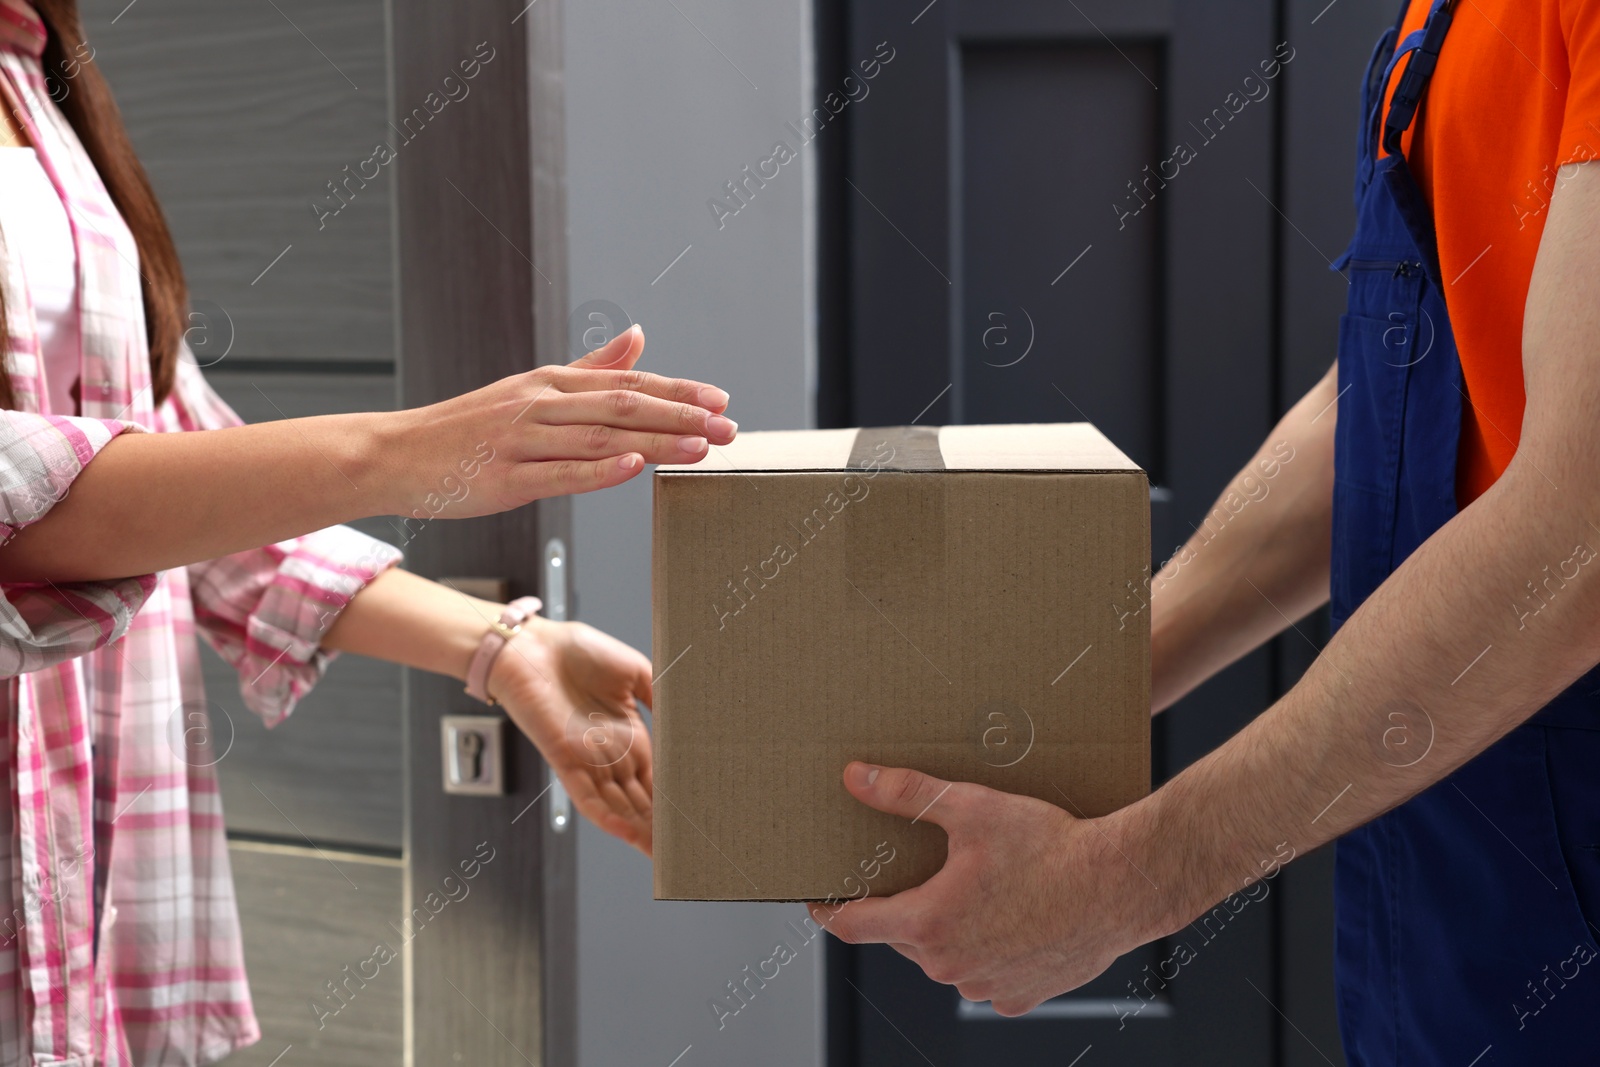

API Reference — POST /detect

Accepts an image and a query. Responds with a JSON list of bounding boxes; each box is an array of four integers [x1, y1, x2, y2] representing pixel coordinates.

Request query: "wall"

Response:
[[563, 1, 822, 1065]]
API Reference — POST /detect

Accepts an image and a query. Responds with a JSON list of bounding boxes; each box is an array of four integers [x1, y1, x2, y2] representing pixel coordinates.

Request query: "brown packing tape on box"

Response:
[[652, 423, 1150, 902], [840, 427, 951, 889]]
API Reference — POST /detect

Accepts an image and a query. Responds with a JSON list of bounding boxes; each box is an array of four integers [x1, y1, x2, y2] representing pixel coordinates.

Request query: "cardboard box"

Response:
[[652, 423, 1150, 901]]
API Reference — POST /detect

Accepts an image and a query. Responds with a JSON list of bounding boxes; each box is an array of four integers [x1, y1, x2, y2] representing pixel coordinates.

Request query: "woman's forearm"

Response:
[[0, 411, 395, 583], [0, 328, 735, 584], [1149, 363, 1338, 713], [320, 566, 515, 682]]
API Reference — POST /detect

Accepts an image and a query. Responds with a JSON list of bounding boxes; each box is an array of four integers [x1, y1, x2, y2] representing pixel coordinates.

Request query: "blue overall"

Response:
[[1332, 0, 1600, 1061]]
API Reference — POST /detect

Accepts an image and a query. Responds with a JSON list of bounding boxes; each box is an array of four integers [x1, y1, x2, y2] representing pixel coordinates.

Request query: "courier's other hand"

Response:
[[488, 617, 654, 855], [810, 762, 1165, 1015], [381, 324, 735, 516]]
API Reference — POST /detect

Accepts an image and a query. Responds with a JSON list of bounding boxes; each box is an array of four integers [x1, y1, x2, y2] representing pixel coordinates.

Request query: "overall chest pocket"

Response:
[[1335, 258, 1426, 495], [1330, 259, 1428, 621]]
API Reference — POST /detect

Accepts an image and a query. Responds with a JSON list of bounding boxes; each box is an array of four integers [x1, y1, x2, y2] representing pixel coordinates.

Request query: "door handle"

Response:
[[543, 539, 573, 833]]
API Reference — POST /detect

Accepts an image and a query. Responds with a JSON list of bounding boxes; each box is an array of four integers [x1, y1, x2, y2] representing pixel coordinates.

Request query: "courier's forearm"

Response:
[[1133, 162, 1600, 926], [1126, 455, 1600, 933], [1149, 364, 1337, 713]]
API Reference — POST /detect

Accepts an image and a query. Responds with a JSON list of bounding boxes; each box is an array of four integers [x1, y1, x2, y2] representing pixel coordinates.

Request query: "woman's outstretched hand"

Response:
[[488, 615, 654, 855], [377, 324, 734, 518], [0, 323, 726, 585]]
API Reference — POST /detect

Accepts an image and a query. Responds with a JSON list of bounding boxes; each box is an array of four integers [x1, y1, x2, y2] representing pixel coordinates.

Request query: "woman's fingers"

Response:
[[611, 774, 653, 856], [632, 656, 654, 712], [553, 366, 729, 413], [621, 775, 652, 823], [525, 424, 709, 465], [509, 454, 646, 501], [595, 778, 648, 844], [571, 324, 644, 370], [529, 389, 737, 442], [557, 766, 636, 846], [628, 816, 653, 857], [596, 778, 633, 818]]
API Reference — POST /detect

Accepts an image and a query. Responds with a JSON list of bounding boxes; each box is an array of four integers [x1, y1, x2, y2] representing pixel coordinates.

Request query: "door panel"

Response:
[[205, 372, 398, 427], [85, 0, 395, 369], [203, 647, 403, 850], [224, 844, 404, 1067], [960, 42, 1163, 471]]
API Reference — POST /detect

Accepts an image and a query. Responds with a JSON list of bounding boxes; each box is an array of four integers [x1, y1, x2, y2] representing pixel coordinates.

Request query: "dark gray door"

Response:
[[819, 0, 1393, 1063]]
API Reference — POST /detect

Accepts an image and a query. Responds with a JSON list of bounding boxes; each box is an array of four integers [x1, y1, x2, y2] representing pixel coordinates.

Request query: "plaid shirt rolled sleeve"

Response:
[[161, 357, 402, 726], [0, 410, 157, 676]]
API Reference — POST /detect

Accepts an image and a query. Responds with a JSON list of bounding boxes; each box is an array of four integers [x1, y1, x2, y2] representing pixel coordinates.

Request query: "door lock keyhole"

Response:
[[441, 715, 505, 796], [457, 729, 484, 782]]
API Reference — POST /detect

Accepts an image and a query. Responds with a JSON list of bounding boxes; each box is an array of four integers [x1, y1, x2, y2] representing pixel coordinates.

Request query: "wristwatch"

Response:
[[464, 596, 543, 705]]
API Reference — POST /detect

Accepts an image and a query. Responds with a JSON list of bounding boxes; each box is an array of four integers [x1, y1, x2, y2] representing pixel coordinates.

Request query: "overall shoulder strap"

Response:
[[1382, 0, 1458, 157]]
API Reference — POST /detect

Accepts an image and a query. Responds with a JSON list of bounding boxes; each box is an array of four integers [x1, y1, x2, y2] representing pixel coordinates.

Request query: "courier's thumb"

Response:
[[844, 762, 964, 830]]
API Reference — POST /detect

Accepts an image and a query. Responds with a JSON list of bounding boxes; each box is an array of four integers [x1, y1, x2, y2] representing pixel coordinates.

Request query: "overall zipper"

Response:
[[1345, 257, 1424, 278]]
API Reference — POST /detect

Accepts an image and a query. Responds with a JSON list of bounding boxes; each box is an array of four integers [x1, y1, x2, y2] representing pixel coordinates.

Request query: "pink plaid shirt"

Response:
[[0, 4, 402, 1063]]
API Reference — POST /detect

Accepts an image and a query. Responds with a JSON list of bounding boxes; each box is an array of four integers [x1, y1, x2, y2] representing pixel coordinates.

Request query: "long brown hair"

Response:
[[0, 0, 186, 409]]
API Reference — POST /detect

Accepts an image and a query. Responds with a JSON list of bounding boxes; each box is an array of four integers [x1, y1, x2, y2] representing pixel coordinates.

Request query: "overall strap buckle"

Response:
[[1382, 0, 1457, 157]]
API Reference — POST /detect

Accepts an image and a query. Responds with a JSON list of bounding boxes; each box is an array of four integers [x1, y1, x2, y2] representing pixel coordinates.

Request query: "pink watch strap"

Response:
[[465, 596, 543, 705]]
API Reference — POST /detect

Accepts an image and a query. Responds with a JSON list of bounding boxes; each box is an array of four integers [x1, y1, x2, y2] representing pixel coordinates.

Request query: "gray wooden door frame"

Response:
[[393, 0, 576, 1063]]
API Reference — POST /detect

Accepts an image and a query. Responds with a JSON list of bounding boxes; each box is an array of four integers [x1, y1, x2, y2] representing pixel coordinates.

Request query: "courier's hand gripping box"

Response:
[[652, 423, 1150, 901]]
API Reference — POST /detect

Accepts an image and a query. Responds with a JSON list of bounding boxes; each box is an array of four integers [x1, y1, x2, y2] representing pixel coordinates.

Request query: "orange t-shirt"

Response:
[[1383, 0, 1600, 503]]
